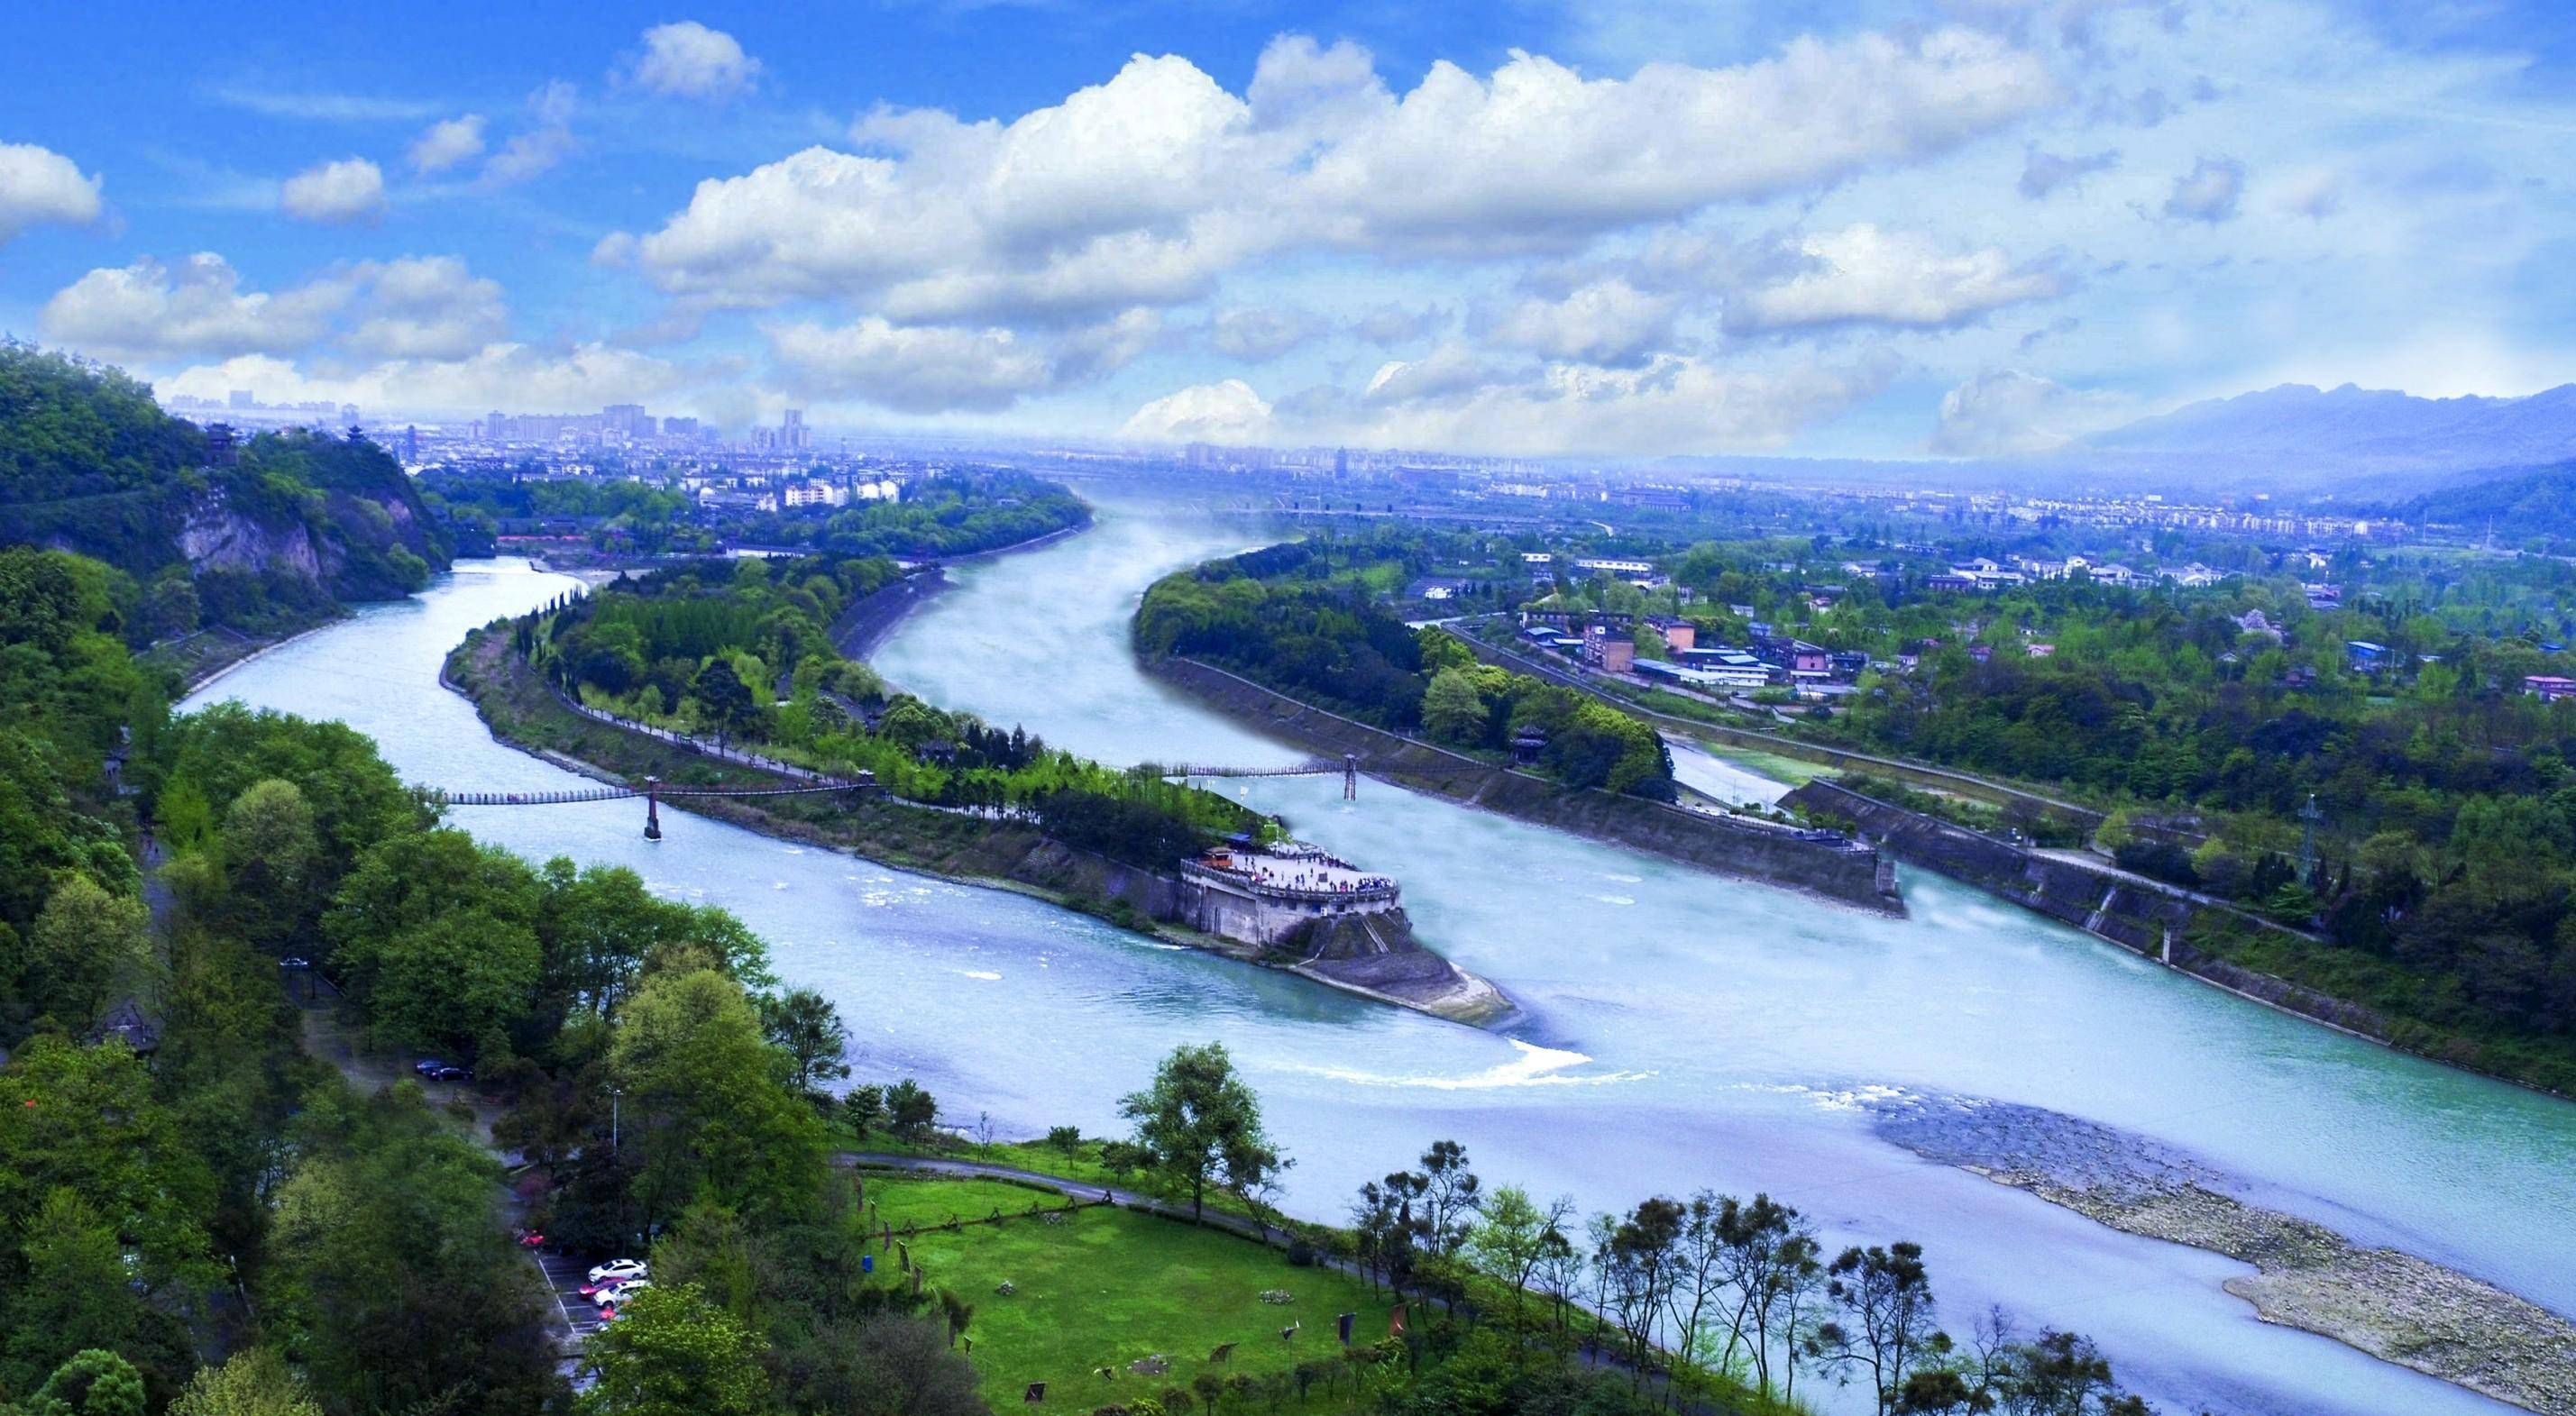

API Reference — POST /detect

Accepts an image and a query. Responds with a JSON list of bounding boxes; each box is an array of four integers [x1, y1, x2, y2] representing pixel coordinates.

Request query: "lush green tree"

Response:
[[325, 827, 544, 1051], [885, 1079, 938, 1139], [15, 873, 152, 1029], [263, 1084, 558, 1416], [218, 778, 319, 945], [574, 1283, 769, 1416], [20, 1348, 147, 1416], [1114, 1042, 1283, 1223], [691, 658, 760, 748], [758, 987, 853, 1093], [165, 1348, 321, 1416], [1420, 667, 1490, 745], [610, 964, 829, 1223]]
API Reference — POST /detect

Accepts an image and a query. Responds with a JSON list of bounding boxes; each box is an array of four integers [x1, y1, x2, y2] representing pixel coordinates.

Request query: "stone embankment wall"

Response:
[[1143, 655, 1902, 914], [1783, 779, 2399, 1046]]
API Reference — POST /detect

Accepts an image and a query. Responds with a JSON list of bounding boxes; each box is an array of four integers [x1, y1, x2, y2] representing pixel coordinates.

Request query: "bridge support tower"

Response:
[[644, 776, 662, 841], [1343, 754, 1358, 801]]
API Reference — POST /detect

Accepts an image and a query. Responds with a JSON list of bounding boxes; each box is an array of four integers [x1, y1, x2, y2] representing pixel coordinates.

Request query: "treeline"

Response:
[[1097, 1043, 2153, 1416], [423, 467, 1089, 565], [0, 546, 987, 1415], [1136, 541, 1673, 799], [0, 344, 452, 635], [536, 551, 1267, 867]]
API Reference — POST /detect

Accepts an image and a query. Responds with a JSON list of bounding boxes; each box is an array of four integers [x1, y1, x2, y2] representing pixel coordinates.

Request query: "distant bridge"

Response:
[[1154, 753, 1490, 800], [427, 773, 873, 839]]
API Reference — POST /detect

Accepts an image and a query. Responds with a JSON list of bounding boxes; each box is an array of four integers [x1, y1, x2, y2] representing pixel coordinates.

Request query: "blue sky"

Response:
[[3, 0, 2571, 458]]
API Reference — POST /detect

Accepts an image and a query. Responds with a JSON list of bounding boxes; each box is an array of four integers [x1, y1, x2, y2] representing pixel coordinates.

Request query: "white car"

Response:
[[593, 1279, 650, 1309], [585, 1258, 646, 1287]]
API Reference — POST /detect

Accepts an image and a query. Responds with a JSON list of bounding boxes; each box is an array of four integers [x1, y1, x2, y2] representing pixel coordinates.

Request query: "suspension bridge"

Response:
[[427, 774, 874, 839], [1155, 752, 1492, 800]]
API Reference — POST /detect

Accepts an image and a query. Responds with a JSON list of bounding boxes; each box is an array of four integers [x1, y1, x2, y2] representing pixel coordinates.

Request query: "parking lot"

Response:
[[532, 1248, 610, 1345]]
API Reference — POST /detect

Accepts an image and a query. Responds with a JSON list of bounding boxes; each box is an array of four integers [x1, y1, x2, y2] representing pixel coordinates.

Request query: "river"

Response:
[[187, 502, 2576, 1416]]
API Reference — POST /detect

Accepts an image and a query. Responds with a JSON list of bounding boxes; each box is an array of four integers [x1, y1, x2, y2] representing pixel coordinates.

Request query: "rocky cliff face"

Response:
[[178, 490, 325, 579]]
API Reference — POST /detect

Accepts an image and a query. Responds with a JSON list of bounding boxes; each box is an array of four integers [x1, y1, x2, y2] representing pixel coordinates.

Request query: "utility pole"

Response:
[[610, 1086, 623, 1153]]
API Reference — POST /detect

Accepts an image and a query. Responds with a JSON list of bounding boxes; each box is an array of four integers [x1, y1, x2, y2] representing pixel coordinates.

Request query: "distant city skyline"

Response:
[[4, 0, 2571, 460]]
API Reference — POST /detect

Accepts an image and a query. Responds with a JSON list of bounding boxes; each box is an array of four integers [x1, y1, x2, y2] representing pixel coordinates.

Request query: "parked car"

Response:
[[585, 1258, 647, 1287], [412, 1059, 451, 1077], [592, 1280, 649, 1309], [430, 1064, 473, 1083]]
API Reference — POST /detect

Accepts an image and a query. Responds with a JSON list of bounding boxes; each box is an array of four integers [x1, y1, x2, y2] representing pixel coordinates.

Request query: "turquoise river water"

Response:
[[186, 500, 2576, 1416]]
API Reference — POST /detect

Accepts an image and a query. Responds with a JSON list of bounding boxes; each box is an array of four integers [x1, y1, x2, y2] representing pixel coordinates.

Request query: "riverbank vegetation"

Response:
[[421, 466, 1089, 563], [6, 534, 2156, 1416], [1, 343, 451, 638], [1171, 518, 2576, 1092], [1136, 539, 1675, 799], [527, 551, 1270, 865]]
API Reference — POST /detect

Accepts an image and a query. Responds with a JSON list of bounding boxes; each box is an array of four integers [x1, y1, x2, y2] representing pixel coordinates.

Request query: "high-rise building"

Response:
[[603, 403, 649, 438], [662, 416, 699, 440], [782, 408, 810, 451], [228, 389, 255, 409], [485, 410, 509, 442]]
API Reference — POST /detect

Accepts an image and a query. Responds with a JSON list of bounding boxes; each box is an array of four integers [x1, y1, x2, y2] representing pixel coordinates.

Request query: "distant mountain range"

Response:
[[2074, 382, 2576, 493], [1655, 380, 2576, 505]]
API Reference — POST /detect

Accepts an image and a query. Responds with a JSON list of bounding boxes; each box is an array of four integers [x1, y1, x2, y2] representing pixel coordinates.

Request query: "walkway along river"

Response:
[[185, 510, 2576, 1416]]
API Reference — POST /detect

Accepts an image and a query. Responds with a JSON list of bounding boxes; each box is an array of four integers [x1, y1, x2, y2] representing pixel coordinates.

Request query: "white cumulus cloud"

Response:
[[628, 21, 761, 101], [0, 142, 104, 242], [280, 157, 385, 224], [1930, 369, 2131, 455], [41, 252, 507, 366], [619, 29, 2054, 323], [1724, 224, 2067, 334], [42, 254, 347, 361], [1489, 279, 1677, 367], [768, 318, 1051, 414], [408, 115, 487, 174], [1121, 379, 1275, 443]]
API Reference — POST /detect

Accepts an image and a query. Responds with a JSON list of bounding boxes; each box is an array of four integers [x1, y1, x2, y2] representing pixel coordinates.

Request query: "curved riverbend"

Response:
[[188, 508, 2576, 1416]]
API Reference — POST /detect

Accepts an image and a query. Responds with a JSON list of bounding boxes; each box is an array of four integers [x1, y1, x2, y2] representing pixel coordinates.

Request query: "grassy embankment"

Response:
[[858, 1174, 1391, 1411]]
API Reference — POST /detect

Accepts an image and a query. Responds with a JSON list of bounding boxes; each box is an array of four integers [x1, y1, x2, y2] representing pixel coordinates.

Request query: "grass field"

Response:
[[859, 1177, 1392, 1411]]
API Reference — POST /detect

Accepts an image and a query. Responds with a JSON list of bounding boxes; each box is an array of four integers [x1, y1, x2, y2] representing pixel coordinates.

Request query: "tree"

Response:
[[325, 827, 544, 1052], [1811, 1242, 1948, 1416], [166, 1348, 322, 1416], [1416, 1139, 1483, 1259], [759, 987, 853, 1093], [1464, 1185, 1575, 1329], [4, 1191, 139, 1392], [1116, 1042, 1284, 1223], [610, 964, 829, 1224], [220, 778, 319, 945], [841, 1083, 888, 1139], [264, 1087, 558, 1416], [23, 1348, 146, 1416], [691, 658, 760, 748], [1421, 668, 1489, 745], [885, 1078, 939, 1139], [575, 1283, 768, 1416], [21, 874, 152, 1029]]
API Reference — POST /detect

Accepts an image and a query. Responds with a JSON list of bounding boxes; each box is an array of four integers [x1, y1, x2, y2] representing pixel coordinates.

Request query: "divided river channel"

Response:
[[184, 498, 2576, 1416]]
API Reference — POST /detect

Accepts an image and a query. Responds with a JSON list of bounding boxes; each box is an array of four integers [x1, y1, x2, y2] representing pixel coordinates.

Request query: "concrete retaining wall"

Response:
[[1783, 779, 2408, 1049], [1145, 655, 1902, 914]]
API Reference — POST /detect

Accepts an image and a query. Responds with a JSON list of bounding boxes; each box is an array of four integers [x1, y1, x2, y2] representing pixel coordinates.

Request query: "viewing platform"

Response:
[[1181, 844, 1401, 906]]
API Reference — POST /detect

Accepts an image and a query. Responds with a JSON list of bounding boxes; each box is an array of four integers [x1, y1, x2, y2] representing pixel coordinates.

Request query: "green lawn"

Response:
[[859, 1178, 1392, 1411]]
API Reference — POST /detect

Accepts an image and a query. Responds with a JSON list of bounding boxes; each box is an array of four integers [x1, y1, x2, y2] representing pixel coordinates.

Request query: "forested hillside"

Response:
[[0, 343, 453, 635]]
